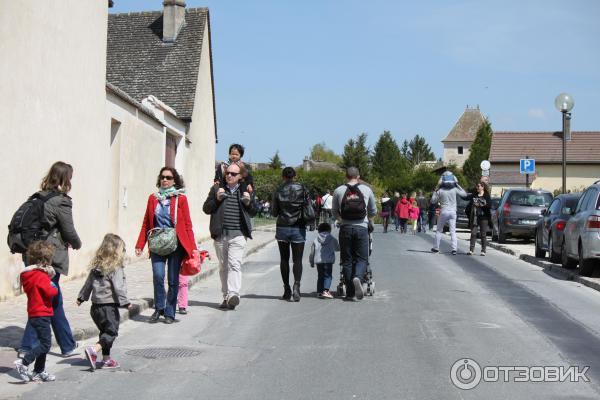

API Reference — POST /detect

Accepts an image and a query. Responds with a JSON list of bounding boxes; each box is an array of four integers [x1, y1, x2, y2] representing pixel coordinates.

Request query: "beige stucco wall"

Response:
[[183, 19, 217, 241], [0, 1, 108, 299], [106, 93, 167, 257], [443, 141, 471, 167]]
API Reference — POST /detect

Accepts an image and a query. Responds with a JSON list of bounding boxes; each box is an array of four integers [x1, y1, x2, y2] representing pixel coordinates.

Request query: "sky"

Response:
[[111, 0, 600, 166]]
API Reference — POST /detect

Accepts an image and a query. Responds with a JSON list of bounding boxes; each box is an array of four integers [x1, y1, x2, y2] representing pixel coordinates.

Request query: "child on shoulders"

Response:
[[309, 223, 340, 299], [77, 234, 131, 370]]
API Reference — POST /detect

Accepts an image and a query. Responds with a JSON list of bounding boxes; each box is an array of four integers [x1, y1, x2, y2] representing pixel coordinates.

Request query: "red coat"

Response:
[[21, 268, 57, 317], [135, 193, 197, 258], [394, 198, 410, 219]]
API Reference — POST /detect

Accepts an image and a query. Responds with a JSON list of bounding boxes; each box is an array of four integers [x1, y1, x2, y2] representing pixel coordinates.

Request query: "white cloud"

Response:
[[528, 108, 546, 119]]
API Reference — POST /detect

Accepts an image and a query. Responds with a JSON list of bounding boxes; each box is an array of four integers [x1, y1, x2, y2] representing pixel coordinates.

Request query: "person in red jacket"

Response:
[[14, 241, 57, 383], [394, 192, 410, 234], [135, 167, 198, 324]]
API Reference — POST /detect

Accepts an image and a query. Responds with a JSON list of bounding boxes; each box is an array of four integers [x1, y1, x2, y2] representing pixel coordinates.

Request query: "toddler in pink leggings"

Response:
[[178, 274, 188, 314]]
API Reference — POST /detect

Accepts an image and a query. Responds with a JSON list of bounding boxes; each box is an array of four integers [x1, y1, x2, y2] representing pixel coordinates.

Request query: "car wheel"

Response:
[[534, 230, 545, 258], [578, 242, 597, 277], [561, 239, 577, 269], [498, 225, 507, 244], [548, 235, 561, 264]]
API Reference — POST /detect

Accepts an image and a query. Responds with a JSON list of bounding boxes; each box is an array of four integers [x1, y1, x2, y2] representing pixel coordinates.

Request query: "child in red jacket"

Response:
[[14, 241, 57, 383]]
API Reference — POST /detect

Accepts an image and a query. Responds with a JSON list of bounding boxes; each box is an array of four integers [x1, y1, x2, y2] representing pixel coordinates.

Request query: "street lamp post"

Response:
[[554, 93, 574, 194]]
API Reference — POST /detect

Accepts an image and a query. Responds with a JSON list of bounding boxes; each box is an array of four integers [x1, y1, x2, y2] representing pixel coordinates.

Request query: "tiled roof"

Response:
[[490, 131, 600, 164], [107, 8, 209, 120], [442, 107, 486, 143], [490, 170, 533, 185]]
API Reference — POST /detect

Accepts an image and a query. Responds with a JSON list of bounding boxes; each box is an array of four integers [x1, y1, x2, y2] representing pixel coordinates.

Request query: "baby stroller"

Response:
[[336, 230, 375, 297]]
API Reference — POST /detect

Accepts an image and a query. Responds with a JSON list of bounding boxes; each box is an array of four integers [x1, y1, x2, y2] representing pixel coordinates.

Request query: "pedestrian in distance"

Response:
[[380, 192, 393, 233], [408, 200, 420, 235], [77, 234, 131, 370], [17, 161, 81, 359], [203, 163, 257, 310], [394, 192, 410, 234], [309, 222, 340, 299], [321, 190, 334, 226], [135, 167, 198, 324], [391, 192, 401, 231], [271, 167, 315, 301], [465, 182, 492, 256], [14, 242, 58, 383], [416, 190, 428, 233], [214, 143, 254, 193], [332, 167, 377, 301], [431, 171, 468, 255]]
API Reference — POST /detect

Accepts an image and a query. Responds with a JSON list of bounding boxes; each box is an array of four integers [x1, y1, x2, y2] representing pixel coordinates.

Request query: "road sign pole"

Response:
[[525, 155, 529, 189]]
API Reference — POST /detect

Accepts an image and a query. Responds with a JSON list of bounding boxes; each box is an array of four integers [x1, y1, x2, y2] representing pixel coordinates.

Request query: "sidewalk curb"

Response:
[[70, 235, 277, 343]]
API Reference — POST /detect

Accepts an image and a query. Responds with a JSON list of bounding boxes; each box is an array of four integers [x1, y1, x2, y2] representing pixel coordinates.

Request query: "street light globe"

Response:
[[554, 93, 575, 112]]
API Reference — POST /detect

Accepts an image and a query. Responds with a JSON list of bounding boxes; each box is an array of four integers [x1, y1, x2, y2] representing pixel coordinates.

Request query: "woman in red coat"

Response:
[[135, 167, 197, 324], [394, 192, 410, 234]]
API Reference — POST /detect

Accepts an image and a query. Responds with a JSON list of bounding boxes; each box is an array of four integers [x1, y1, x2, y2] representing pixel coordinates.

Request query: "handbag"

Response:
[[180, 250, 209, 276], [147, 196, 179, 256], [302, 191, 316, 224]]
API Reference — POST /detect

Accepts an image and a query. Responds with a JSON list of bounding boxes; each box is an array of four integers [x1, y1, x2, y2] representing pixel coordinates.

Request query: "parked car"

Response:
[[534, 193, 581, 263], [562, 181, 600, 276], [456, 196, 470, 230], [492, 188, 553, 243]]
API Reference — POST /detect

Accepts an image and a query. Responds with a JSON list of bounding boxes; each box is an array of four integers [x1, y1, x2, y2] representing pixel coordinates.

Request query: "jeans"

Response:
[[151, 246, 185, 318], [394, 216, 400, 231], [399, 218, 408, 233], [435, 209, 458, 251], [470, 219, 489, 252], [316, 263, 333, 293], [418, 208, 427, 232], [339, 225, 369, 297], [275, 226, 306, 243], [22, 317, 51, 373], [21, 272, 76, 355], [215, 234, 247, 299]]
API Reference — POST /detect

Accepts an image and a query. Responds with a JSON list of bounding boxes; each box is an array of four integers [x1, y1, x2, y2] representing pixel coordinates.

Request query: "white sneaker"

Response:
[[353, 277, 364, 300], [467, 250, 473, 255], [31, 371, 55, 382], [14, 359, 32, 382]]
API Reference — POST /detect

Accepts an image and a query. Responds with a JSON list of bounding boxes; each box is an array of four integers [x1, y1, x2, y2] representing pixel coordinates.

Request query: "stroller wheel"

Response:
[[337, 283, 345, 298]]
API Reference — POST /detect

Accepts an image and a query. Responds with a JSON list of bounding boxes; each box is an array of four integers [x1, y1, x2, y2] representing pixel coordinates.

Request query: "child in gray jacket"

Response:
[[77, 234, 130, 370], [309, 223, 340, 299]]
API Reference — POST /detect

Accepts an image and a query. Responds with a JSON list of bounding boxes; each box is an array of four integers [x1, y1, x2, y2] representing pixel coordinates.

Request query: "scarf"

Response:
[[154, 187, 185, 201]]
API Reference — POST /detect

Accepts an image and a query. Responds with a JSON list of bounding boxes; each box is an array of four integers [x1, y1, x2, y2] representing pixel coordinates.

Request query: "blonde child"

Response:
[[14, 241, 57, 383], [77, 234, 131, 370], [408, 200, 420, 235]]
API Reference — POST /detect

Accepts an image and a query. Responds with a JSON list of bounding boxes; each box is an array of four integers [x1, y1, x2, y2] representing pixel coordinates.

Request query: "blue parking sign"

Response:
[[520, 159, 535, 174]]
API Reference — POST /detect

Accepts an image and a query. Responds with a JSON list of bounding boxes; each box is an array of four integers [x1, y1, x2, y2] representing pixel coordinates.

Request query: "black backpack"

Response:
[[7, 192, 59, 254], [340, 184, 367, 220]]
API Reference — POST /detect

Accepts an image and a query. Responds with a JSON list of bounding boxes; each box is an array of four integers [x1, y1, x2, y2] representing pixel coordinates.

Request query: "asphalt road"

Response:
[[8, 228, 600, 400]]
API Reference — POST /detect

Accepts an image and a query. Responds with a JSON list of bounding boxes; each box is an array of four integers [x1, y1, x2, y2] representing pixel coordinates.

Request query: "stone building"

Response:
[[442, 106, 486, 167]]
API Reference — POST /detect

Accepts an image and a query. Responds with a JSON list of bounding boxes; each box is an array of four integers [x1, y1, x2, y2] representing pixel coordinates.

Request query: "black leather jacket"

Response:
[[271, 182, 309, 227]]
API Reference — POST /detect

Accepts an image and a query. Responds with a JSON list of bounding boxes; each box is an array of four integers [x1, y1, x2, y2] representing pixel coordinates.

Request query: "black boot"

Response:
[[292, 282, 301, 302], [281, 285, 291, 301]]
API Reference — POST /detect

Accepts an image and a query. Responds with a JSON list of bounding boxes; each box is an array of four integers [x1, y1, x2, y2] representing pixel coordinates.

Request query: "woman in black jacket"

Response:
[[20, 161, 82, 357], [466, 182, 492, 256], [271, 167, 314, 302]]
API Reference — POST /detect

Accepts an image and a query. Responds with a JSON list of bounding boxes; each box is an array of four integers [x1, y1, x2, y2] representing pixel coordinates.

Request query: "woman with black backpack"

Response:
[[18, 161, 82, 358], [271, 167, 314, 302]]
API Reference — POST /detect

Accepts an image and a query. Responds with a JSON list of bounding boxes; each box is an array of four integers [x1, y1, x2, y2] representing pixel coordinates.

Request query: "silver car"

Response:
[[562, 181, 600, 276]]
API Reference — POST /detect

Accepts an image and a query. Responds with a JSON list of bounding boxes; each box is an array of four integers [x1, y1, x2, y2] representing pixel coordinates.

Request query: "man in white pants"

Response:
[[431, 171, 467, 255], [203, 163, 257, 309]]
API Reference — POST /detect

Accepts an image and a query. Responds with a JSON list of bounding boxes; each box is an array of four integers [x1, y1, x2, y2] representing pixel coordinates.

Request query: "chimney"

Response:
[[163, 0, 186, 43]]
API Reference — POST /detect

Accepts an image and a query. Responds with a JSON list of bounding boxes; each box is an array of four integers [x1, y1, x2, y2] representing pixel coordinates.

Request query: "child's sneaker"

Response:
[[84, 346, 97, 370], [321, 290, 334, 299], [31, 371, 55, 382], [14, 359, 32, 382], [100, 359, 120, 369]]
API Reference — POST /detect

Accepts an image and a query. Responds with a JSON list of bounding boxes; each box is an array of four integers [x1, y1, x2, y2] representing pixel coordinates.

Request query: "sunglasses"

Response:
[[160, 175, 175, 181], [226, 172, 240, 177]]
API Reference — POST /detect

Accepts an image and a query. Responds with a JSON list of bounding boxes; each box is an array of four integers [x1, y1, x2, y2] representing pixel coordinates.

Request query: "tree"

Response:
[[340, 133, 371, 181], [400, 139, 409, 159], [462, 119, 493, 186], [309, 142, 342, 164], [269, 151, 283, 170], [406, 134, 435, 166], [371, 131, 410, 190]]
